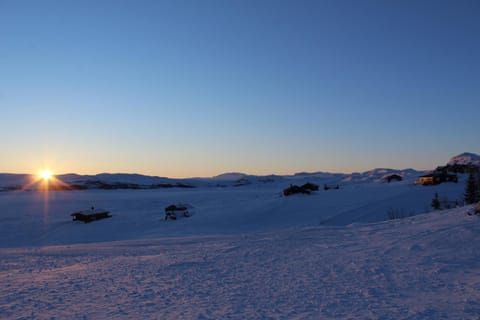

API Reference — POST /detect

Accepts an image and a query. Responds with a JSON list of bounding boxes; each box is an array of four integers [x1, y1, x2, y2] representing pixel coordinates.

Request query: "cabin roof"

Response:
[[419, 172, 457, 178], [72, 208, 109, 215]]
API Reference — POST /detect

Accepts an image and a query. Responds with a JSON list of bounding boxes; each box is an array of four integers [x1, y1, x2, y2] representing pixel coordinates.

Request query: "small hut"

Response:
[[385, 174, 403, 183], [71, 207, 112, 223], [164, 204, 191, 220]]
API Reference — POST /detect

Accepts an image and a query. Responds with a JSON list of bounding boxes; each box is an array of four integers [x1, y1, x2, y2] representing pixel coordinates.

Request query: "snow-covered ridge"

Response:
[[1, 151, 477, 190], [0, 173, 201, 191], [0, 168, 431, 190], [211, 172, 248, 181], [342, 168, 425, 183], [447, 152, 480, 166], [0, 173, 31, 189]]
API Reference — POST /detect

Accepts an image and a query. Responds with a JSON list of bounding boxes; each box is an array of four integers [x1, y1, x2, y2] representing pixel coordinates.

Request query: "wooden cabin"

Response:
[[71, 207, 112, 223], [416, 173, 458, 186]]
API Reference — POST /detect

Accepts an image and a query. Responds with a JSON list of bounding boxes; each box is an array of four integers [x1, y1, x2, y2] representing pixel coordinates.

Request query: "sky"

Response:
[[0, 0, 479, 178]]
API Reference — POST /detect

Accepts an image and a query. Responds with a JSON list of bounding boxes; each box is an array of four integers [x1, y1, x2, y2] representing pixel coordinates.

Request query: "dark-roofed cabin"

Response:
[[385, 174, 403, 183], [71, 207, 112, 223], [415, 173, 458, 186]]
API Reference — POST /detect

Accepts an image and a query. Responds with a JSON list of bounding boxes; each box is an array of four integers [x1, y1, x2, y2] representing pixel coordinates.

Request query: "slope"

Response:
[[1, 206, 479, 319]]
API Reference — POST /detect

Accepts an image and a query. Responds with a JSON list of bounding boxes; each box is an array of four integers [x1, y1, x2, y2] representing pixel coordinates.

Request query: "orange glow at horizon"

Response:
[[39, 169, 54, 181]]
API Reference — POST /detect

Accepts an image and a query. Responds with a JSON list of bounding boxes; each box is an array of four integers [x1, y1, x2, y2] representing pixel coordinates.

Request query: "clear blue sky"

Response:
[[1, 0, 479, 177]]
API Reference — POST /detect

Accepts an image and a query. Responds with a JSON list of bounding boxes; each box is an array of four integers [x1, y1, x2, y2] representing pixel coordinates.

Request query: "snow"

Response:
[[341, 168, 424, 184], [447, 152, 480, 166], [0, 173, 31, 189], [0, 168, 479, 319], [1, 207, 479, 319], [0, 169, 425, 190], [211, 172, 249, 181]]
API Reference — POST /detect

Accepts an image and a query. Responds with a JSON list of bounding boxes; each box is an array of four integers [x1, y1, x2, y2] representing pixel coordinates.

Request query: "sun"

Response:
[[39, 169, 53, 181]]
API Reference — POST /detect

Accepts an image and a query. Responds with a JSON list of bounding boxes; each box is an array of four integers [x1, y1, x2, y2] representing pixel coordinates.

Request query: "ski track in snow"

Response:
[[1, 208, 480, 319]]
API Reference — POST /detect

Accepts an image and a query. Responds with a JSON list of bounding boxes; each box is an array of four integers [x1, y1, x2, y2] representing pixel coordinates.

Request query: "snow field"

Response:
[[1, 207, 479, 319], [0, 179, 465, 247], [0, 176, 476, 319]]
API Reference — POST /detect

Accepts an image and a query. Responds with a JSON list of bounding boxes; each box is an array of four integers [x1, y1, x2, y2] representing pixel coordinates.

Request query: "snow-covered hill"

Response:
[[0, 168, 422, 191], [447, 152, 480, 166], [211, 172, 249, 181], [0, 173, 31, 189], [4, 151, 478, 190], [341, 168, 424, 184], [0, 173, 203, 191]]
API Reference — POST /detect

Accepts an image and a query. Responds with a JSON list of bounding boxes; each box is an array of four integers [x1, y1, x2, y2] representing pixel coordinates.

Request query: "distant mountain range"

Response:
[[0, 152, 478, 191]]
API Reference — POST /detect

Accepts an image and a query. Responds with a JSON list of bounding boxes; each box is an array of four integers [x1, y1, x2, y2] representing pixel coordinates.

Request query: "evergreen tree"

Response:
[[431, 192, 441, 210], [464, 172, 479, 204], [477, 173, 480, 194]]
